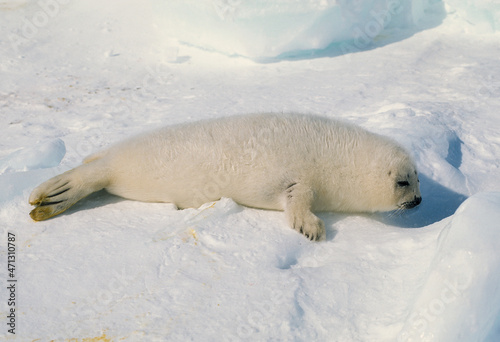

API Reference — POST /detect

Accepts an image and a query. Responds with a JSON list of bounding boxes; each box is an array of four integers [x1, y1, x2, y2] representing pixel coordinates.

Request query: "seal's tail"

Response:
[[29, 160, 110, 221]]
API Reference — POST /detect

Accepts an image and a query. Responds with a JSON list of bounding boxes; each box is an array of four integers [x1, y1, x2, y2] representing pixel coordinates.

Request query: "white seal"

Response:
[[29, 113, 421, 241]]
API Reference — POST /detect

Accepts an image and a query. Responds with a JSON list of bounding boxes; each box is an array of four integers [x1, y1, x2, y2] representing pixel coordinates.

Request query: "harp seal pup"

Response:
[[29, 113, 422, 241]]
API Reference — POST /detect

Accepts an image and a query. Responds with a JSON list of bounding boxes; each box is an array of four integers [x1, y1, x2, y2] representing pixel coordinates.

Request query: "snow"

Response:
[[1, 0, 500, 341], [0, 138, 65, 174], [399, 192, 500, 342]]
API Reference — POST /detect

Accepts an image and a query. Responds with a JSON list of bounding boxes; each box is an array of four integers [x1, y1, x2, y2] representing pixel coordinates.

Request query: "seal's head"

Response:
[[392, 165, 421, 210], [386, 152, 422, 211], [361, 142, 422, 213]]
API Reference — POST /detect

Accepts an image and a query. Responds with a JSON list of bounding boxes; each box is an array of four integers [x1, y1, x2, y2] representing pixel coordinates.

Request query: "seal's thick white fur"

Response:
[[29, 113, 422, 241]]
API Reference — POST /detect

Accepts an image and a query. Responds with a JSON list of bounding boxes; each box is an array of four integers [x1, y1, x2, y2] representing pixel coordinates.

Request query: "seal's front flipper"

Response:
[[29, 161, 110, 221], [284, 182, 326, 241]]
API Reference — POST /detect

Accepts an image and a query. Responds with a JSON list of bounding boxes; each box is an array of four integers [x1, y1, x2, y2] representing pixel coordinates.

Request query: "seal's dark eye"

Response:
[[397, 181, 410, 187]]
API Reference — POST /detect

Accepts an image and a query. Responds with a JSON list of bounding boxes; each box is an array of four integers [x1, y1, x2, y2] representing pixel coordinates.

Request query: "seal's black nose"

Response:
[[415, 196, 422, 205]]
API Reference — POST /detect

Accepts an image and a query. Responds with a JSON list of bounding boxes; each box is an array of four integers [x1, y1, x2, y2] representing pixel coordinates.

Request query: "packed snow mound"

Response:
[[0, 139, 66, 203], [154, 0, 439, 60], [0, 139, 65, 174], [398, 192, 500, 342]]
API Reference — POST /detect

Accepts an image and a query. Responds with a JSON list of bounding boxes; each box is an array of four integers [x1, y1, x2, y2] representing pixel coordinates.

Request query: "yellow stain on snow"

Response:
[[205, 202, 217, 210], [182, 228, 199, 244], [0, 2, 26, 11], [52, 333, 112, 342], [153, 201, 217, 242]]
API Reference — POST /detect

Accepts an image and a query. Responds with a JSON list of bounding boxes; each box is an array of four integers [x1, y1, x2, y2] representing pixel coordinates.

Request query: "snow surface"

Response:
[[1, 0, 500, 341]]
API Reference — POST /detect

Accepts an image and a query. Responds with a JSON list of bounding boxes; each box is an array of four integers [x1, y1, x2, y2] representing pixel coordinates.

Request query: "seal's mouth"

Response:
[[399, 196, 422, 210]]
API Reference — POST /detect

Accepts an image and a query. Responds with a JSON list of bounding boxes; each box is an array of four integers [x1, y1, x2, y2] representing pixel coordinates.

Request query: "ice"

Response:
[[155, 0, 440, 60], [446, 0, 500, 32]]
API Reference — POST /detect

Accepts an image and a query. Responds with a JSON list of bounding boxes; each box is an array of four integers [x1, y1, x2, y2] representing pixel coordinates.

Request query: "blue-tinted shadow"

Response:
[[372, 173, 468, 228]]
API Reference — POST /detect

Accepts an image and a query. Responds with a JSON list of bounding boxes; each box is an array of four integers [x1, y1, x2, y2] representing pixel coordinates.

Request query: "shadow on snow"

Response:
[[372, 173, 468, 228]]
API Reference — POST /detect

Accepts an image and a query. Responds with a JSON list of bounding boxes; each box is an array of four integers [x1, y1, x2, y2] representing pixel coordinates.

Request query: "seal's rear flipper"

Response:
[[29, 161, 110, 221]]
